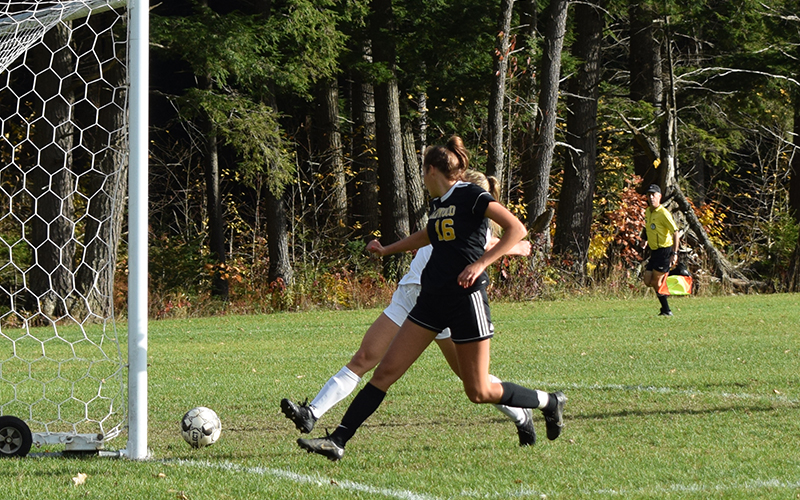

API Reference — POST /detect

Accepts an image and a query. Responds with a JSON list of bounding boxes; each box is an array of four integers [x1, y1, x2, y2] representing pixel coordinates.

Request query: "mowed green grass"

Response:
[[2, 293, 799, 499]]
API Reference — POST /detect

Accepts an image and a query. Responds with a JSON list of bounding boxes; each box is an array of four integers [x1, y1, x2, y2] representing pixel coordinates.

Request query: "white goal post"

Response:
[[0, 0, 148, 459]]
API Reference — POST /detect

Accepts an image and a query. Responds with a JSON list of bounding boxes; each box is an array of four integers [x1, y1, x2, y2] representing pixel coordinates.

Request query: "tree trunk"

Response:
[[790, 87, 800, 220], [201, 111, 229, 300], [789, 238, 800, 292], [628, 0, 662, 192], [521, 0, 568, 234], [315, 77, 348, 236], [486, 0, 515, 192], [658, 20, 678, 195], [371, 0, 410, 279], [250, 0, 293, 287], [265, 186, 294, 285], [402, 121, 427, 232], [349, 42, 380, 239], [417, 89, 428, 166], [688, 152, 707, 205], [264, 88, 294, 285], [553, 0, 604, 276], [28, 23, 76, 320], [197, 0, 228, 300], [74, 12, 127, 321], [516, 0, 538, 206], [786, 87, 800, 290]]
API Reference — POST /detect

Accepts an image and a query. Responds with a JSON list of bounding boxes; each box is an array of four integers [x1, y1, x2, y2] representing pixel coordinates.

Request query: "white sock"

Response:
[[309, 366, 361, 419], [535, 390, 550, 409], [489, 374, 526, 425]]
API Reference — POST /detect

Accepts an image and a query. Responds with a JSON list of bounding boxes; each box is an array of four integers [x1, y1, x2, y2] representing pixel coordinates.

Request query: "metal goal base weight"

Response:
[[1, 414, 131, 458]]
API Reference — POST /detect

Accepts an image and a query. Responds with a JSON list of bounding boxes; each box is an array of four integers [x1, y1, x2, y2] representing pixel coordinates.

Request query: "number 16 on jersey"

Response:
[[435, 218, 455, 241]]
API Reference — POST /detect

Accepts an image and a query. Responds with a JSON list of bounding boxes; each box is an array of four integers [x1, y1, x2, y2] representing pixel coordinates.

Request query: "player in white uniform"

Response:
[[281, 172, 536, 446], [295, 137, 566, 461]]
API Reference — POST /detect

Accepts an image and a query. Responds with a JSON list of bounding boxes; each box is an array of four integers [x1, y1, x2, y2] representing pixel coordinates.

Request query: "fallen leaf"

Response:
[[72, 473, 87, 486]]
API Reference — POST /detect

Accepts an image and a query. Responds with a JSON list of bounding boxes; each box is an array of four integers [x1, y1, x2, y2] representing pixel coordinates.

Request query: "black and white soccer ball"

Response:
[[181, 407, 221, 448]]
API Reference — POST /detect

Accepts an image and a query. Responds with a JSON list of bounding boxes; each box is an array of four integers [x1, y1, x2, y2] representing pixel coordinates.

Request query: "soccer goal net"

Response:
[[0, 0, 130, 455]]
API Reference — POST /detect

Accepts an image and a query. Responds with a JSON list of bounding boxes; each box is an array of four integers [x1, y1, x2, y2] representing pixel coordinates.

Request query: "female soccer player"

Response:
[[281, 170, 537, 446], [296, 136, 566, 461]]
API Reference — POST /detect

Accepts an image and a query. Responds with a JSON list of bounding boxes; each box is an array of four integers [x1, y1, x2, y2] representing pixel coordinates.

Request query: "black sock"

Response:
[[499, 382, 542, 408], [657, 294, 670, 312], [329, 382, 386, 447]]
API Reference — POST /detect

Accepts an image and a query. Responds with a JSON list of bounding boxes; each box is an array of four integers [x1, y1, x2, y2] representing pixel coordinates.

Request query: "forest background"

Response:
[[141, 0, 800, 319]]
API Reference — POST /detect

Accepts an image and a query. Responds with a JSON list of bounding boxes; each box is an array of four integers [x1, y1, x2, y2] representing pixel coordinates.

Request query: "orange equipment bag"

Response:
[[658, 263, 693, 296]]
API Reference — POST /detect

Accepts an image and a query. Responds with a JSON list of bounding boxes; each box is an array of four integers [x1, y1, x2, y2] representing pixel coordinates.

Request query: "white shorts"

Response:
[[383, 283, 451, 340]]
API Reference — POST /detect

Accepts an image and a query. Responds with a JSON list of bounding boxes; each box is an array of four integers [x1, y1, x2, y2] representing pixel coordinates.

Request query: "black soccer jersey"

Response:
[[422, 181, 494, 295]]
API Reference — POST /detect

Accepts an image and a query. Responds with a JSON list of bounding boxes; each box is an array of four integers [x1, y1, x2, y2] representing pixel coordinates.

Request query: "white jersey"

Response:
[[397, 245, 433, 286]]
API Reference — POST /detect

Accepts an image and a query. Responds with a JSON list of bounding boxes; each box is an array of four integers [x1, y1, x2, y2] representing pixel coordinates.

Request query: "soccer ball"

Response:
[[181, 407, 221, 448]]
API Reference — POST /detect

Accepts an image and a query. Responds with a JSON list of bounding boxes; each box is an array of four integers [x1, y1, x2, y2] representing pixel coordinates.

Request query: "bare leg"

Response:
[[453, 339, 504, 403], [434, 337, 460, 375], [643, 269, 666, 292], [643, 269, 671, 314], [301, 320, 435, 452], [642, 269, 653, 287], [436, 337, 528, 437], [369, 320, 436, 391], [282, 312, 401, 432], [346, 313, 401, 377], [454, 338, 565, 441]]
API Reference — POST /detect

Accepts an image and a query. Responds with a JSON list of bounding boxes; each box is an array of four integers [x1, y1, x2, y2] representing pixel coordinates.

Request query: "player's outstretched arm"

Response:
[[487, 236, 531, 257], [366, 229, 431, 257]]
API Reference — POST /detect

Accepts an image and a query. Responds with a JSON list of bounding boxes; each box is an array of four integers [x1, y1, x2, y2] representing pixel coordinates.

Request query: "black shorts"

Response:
[[646, 247, 673, 273], [407, 288, 494, 344]]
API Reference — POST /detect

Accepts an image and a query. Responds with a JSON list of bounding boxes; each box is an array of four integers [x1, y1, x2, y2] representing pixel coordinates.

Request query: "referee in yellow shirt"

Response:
[[641, 184, 681, 316]]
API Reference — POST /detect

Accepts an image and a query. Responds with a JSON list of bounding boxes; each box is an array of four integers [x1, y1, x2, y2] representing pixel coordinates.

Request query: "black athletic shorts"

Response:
[[407, 287, 494, 344], [646, 247, 673, 273]]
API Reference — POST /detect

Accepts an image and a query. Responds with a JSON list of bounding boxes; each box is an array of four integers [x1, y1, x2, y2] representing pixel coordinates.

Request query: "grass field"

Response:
[[2, 293, 799, 499]]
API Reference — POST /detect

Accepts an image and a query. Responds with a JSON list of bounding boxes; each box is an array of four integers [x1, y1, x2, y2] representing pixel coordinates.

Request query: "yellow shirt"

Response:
[[645, 205, 678, 250]]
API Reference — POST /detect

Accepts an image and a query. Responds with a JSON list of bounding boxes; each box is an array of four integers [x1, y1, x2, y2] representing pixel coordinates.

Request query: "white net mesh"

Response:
[[0, 0, 128, 443]]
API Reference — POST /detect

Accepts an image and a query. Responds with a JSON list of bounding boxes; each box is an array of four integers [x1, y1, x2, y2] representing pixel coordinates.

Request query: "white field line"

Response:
[[166, 458, 800, 499], [166, 459, 443, 500], [516, 380, 800, 405]]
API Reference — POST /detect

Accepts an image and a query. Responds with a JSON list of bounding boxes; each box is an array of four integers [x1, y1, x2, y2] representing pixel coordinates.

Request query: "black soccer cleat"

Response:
[[542, 391, 566, 441], [658, 310, 674, 317], [297, 434, 345, 461], [280, 398, 317, 434], [515, 408, 536, 446]]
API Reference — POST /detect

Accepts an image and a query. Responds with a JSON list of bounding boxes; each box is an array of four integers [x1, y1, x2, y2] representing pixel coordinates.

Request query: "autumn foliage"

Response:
[[587, 176, 648, 279]]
